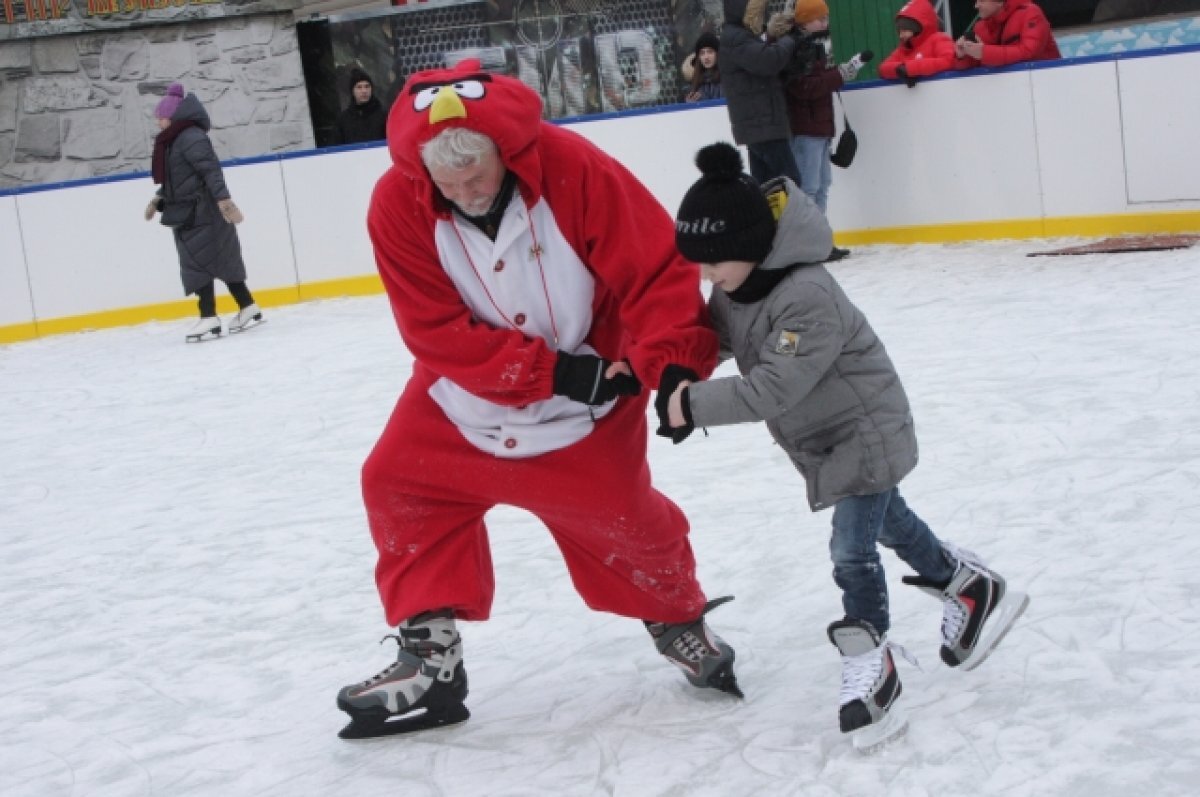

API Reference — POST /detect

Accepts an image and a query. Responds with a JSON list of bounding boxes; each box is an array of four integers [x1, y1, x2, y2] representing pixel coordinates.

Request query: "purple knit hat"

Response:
[[155, 83, 185, 120]]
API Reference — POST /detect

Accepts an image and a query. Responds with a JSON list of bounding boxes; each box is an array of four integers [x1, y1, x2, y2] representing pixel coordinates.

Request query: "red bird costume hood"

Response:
[[387, 60, 546, 212]]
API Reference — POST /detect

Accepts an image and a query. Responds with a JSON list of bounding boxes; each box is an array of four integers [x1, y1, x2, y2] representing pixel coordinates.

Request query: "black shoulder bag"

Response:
[[830, 92, 858, 169]]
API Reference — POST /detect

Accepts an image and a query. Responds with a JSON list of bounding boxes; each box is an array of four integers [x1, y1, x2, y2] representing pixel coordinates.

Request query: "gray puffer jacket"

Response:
[[719, 0, 796, 146], [159, 93, 246, 295], [687, 180, 919, 511]]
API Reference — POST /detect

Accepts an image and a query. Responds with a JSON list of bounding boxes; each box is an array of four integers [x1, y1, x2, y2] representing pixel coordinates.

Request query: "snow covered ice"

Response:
[[3, 240, 1200, 796]]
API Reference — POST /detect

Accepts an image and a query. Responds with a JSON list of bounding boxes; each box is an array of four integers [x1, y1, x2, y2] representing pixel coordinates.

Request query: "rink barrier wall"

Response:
[[2, 45, 1198, 345]]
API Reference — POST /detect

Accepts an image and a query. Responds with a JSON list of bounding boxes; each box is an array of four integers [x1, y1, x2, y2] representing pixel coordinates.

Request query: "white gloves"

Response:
[[144, 197, 161, 221], [837, 51, 873, 82]]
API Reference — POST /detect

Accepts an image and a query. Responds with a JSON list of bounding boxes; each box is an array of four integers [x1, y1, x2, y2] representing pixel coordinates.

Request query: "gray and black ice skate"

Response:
[[336, 609, 469, 739], [646, 596, 742, 697], [828, 618, 912, 752], [902, 542, 1030, 671]]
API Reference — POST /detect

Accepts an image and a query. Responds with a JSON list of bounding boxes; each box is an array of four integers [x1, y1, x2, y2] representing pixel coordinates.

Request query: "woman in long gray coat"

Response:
[[145, 83, 263, 342]]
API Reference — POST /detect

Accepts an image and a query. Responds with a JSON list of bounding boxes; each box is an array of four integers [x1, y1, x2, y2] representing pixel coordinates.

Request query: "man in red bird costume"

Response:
[[335, 60, 741, 739]]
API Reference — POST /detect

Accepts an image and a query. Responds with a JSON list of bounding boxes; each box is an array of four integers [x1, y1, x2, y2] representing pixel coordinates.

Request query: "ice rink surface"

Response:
[[3, 240, 1199, 796]]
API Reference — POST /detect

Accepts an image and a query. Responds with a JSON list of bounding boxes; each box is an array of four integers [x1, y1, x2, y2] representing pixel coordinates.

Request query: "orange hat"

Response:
[[794, 0, 829, 25]]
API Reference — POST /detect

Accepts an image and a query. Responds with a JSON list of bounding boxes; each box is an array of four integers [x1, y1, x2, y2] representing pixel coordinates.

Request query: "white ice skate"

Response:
[[228, 303, 264, 334], [185, 316, 222, 342]]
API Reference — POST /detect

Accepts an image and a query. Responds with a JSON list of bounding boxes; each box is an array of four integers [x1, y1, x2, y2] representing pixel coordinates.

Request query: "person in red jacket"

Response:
[[878, 0, 961, 87], [955, 0, 1061, 67], [331, 60, 742, 741]]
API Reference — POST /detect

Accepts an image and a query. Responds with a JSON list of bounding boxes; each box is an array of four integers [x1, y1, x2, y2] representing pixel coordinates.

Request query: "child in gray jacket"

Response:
[[662, 142, 1029, 751]]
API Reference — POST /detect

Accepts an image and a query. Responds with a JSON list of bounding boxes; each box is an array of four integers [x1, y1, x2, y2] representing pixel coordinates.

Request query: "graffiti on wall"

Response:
[[0, 0, 297, 37]]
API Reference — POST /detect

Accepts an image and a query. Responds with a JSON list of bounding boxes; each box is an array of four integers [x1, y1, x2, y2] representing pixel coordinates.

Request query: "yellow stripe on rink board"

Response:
[[4, 208, 1199, 345], [835, 209, 1200, 246], [0, 277, 383, 345]]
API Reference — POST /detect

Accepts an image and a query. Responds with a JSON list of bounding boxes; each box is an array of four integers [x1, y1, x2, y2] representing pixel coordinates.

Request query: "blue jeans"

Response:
[[746, 139, 803, 187], [829, 488, 955, 635], [790, 135, 832, 214]]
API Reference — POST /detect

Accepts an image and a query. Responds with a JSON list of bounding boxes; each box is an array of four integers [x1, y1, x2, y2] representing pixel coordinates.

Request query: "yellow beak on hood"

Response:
[[429, 88, 467, 124]]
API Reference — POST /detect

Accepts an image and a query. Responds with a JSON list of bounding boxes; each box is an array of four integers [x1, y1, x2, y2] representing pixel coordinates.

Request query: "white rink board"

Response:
[[0, 196, 34, 328], [4, 47, 1200, 337]]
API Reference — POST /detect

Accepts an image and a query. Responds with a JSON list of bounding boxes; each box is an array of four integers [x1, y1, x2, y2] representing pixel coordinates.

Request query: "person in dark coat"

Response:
[[144, 83, 262, 342], [334, 67, 387, 145], [718, 0, 803, 186], [664, 142, 1029, 749]]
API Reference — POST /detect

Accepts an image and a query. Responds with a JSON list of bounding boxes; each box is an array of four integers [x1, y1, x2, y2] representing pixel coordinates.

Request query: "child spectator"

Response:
[[955, 0, 1061, 67], [783, 0, 869, 260], [878, 0, 961, 87], [662, 142, 1030, 750], [682, 31, 723, 102]]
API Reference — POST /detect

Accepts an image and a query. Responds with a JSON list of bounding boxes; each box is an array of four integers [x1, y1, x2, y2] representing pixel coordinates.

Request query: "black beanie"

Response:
[[693, 31, 720, 58], [348, 67, 374, 92], [675, 143, 775, 264]]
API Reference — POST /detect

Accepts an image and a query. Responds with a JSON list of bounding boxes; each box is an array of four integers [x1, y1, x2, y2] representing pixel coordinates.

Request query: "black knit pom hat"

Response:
[[675, 143, 775, 264]]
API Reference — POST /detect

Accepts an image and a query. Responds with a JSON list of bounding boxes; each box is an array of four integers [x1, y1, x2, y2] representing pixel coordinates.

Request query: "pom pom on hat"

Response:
[[675, 143, 776, 265], [155, 83, 185, 120], [794, 0, 829, 25]]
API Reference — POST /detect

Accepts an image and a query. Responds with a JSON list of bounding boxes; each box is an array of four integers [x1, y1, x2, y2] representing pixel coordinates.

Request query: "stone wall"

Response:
[[0, 11, 313, 189]]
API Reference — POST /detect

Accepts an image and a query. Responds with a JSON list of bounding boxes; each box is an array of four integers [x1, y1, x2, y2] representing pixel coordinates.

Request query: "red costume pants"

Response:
[[362, 371, 708, 626]]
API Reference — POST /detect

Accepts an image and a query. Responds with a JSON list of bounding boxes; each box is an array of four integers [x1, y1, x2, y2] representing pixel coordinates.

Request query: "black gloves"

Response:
[[895, 64, 917, 88], [654, 364, 699, 444], [553, 351, 641, 406]]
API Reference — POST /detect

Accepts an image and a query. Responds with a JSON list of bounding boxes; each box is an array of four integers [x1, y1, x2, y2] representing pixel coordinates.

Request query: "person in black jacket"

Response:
[[334, 67, 387, 145]]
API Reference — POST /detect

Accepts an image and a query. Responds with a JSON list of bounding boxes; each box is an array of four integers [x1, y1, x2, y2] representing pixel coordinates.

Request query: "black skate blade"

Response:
[[337, 702, 469, 740], [707, 663, 744, 698]]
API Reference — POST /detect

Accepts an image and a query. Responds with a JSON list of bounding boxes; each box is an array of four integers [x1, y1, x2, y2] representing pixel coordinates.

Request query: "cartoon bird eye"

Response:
[[451, 80, 485, 99], [413, 86, 441, 111]]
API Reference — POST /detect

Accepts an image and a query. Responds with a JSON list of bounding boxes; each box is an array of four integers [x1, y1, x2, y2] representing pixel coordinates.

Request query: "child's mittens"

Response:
[[895, 63, 918, 88], [218, 198, 244, 224], [144, 197, 161, 221], [837, 51, 873, 82]]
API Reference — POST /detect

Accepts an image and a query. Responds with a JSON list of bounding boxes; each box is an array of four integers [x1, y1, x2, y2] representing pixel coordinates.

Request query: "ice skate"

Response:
[[903, 542, 1030, 671], [185, 315, 222, 342], [228, 303, 263, 333], [828, 618, 914, 753], [336, 609, 469, 739], [646, 596, 742, 697]]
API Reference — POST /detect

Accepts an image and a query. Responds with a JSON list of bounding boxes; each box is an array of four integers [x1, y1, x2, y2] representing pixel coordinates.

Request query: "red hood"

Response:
[[990, 0, 1031, 28], [895, 0, 942, 48], [386, 59, 545, 211]]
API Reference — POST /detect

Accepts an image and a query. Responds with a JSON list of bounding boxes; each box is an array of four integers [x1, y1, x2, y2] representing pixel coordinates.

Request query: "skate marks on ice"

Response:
[[6, 245, 1200, 795]]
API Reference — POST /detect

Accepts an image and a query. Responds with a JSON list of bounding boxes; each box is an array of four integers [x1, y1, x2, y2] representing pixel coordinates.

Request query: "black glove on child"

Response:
[[654, 364, 699, 444], [895, 64, 917, 88], [553, 351, 641, 406]]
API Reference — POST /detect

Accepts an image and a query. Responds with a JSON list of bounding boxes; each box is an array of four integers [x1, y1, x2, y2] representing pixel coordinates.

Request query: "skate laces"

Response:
[[838, 641, 919, 705]]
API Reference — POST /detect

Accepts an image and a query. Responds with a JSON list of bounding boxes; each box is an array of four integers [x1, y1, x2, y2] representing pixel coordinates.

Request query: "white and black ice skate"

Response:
[[902, 542, 1029, 671], [646, 596, 742, 697], [228, 303, 264, 334], [185, 315, 222, 342], [828, 618, 915, 753], [336, 609, 469, 739]]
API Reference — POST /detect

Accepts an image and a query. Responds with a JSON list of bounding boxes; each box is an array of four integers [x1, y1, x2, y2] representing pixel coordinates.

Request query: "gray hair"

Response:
[[420, 127, 497, 171]]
